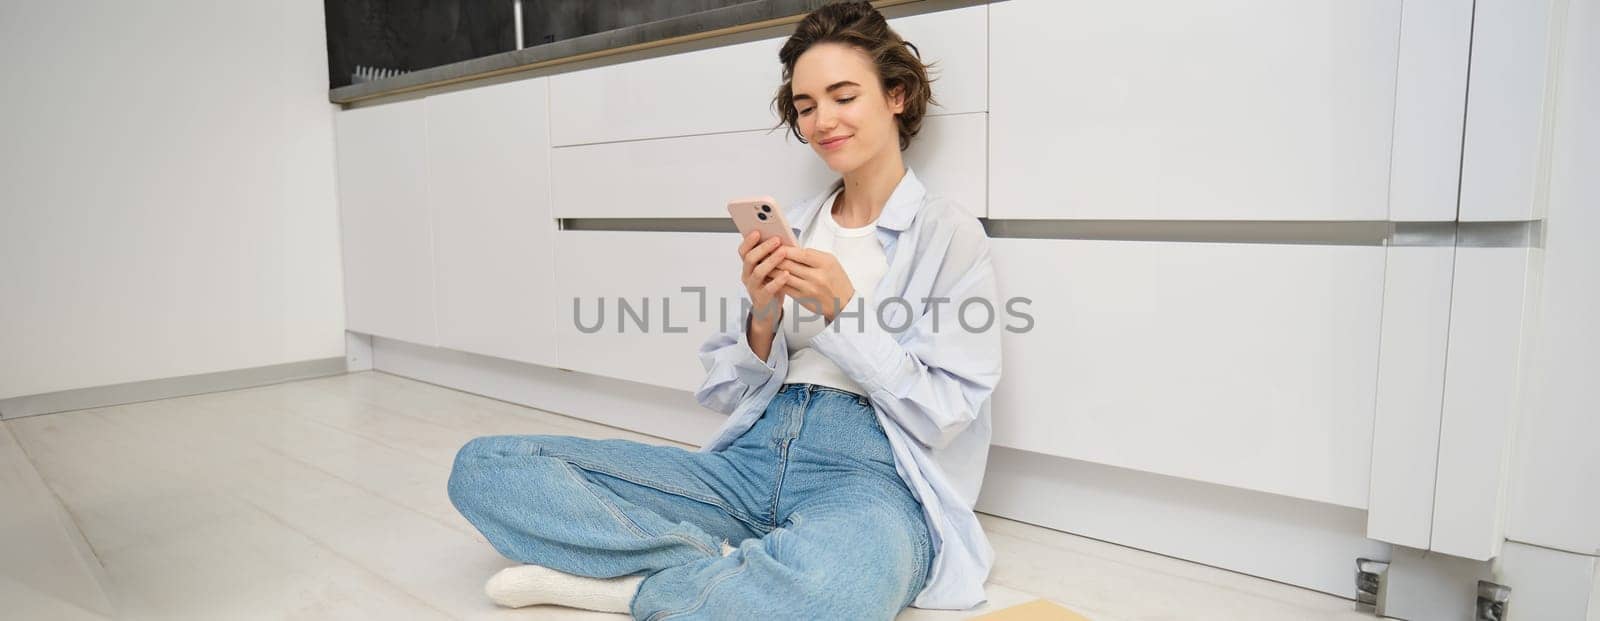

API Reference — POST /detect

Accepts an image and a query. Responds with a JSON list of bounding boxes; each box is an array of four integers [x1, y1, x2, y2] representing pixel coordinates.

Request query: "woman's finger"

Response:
[[776, 259, 821, 282], [737, 230, 760, 258], [763, 271, 790, 294], [742, 239, 780, 284], [753, 245, 787, 280], [784, 247, 825, 267], [742, 234, 777, 262]]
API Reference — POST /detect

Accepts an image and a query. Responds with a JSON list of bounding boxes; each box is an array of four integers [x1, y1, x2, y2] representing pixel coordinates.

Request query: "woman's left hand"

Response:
[[775, 248, 855, 322]]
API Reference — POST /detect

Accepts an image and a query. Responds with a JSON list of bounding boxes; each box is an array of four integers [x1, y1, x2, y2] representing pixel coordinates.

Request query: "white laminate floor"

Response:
[[3, 371, 1372, 620]]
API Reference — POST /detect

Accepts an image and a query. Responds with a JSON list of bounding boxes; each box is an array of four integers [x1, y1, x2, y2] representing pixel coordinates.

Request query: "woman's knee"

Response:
[[454, 434, 519, 463], [447, 435, 551, 508], [764, 504, 928, 607]]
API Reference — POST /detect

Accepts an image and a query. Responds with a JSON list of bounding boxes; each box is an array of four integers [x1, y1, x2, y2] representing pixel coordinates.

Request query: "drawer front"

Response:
[[551, 112, 986, 218], [550, 5, 988, 146], [989, 238, 1385, 508], [991, 0, 1402, 221]]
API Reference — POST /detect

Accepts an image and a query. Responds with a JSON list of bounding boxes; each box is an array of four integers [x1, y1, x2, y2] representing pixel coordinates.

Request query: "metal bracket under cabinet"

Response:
[[1355, 558, 1390, 615], [1476, 580, 1512, 621], [1354, 557, 1514, 620]]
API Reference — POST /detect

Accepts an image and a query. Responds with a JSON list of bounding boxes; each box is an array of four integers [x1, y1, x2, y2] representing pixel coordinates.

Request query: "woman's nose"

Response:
[[814, 107, 837, 134]]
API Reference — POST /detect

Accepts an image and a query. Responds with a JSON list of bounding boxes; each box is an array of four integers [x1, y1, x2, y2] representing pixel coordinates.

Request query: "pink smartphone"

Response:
[[727, 196, 799, 247]]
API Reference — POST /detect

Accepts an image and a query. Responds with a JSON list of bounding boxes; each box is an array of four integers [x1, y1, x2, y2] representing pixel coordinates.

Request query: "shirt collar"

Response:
[[788, 167, 925, 241]]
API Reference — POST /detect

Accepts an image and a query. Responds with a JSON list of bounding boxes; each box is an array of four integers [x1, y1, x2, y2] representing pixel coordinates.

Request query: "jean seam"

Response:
[[558, 461, 651, 540], [558, 461, 721, 558], [913, 515, 933, 589], [776, 511, 803, 559], [545, 452, 768, 532], [919, 535, 931, 583], [767, 390, 808, 527], [668, 533, 720, 558], [769, 438, 793, 529], [645, 556, 751, 621]]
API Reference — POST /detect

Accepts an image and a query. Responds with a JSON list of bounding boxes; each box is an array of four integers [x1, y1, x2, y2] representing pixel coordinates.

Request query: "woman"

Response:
[[447, 3, 1001, 618]]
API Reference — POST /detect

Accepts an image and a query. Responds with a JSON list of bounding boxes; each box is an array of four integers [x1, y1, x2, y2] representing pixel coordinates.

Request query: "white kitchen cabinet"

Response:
[[1365, 244, 1456, 549], [426, 78, 559, 368], [551, 125, 835, 219], [1388, 0, 1474, 222], [549, 5, 987, 146], [554, 231, 748, 393], [988, 238, 1386, 508], [1458, 0, 1564, 222], [334, 100, 438, 346], [550, 112, 986, 218], [1431, 246, 1539, 560], [990, 0, 1408, 221], [1491, 543, 1600, 621]]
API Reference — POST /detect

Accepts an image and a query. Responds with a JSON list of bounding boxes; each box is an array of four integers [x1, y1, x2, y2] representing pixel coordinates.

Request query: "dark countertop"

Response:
[[329, 0, 932, 105]]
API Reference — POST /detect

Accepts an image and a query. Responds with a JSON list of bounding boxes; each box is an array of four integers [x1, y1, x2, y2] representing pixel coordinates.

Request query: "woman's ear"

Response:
[[887, 84, 906, 115]]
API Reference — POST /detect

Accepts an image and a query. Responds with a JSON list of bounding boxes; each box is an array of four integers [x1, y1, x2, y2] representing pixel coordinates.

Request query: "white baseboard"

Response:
[[369, 334, 1386, 601], [1494, 542, 1600, 621], [370, 335, 727, 446], [978, 445, 1389, 600], [345, 331, 374, 372], [0, 356, 348, 420]]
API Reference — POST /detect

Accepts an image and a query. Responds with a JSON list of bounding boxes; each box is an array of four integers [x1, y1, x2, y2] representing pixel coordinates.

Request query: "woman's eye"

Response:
[[798, 108, 814, 116], [837, 96, 856, 104]]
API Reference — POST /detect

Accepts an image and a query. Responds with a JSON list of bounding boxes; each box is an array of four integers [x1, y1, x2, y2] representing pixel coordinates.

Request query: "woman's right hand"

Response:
[[739, 231, 790, 332]]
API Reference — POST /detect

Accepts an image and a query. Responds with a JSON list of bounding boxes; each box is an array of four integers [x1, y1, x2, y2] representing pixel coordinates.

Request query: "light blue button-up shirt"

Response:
[[693, 168, 1002, 610]]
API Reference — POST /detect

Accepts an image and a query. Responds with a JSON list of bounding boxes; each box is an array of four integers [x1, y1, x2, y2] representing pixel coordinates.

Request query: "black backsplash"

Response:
[[324, 1, 760, 89], [324, 0, 516, 88], [520, 1, 752, 47]]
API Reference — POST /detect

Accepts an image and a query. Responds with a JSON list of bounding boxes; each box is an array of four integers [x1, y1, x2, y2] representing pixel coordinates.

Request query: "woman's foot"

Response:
[[484, 564, 644, 612], [484, 541, 735, 612]]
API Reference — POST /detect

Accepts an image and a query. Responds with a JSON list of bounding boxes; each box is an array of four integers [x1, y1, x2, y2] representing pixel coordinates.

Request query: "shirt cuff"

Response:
[[733, 309, 785, 388]]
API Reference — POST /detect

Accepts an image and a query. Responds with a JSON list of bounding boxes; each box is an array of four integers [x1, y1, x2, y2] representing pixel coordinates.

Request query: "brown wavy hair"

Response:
[[771, 1, 937, 151]]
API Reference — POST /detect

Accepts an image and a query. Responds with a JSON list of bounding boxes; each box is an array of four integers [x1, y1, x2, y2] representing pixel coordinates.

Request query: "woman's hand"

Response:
[[777, 248, 855, 322], [739, 231, 790, 331]]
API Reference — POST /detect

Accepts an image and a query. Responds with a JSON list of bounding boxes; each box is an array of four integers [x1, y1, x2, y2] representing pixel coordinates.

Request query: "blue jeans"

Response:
[[447, 383, 934, 620]]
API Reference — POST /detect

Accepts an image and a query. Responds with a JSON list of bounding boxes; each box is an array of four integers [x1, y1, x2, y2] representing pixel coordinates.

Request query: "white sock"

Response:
[[485, 540, 739, 612], [485, 564, 643, 612]]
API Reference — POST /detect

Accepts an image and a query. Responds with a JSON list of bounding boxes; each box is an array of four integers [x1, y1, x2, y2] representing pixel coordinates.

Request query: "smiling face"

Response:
[[789, 42, 906, 175]]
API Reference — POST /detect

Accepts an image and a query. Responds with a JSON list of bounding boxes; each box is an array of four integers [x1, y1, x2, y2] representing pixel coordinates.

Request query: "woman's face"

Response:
[[790, 42, 905, 174]]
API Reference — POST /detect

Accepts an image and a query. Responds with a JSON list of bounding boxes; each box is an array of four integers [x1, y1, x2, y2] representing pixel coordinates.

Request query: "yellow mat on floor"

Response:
[[969, 598, 1091, 621]]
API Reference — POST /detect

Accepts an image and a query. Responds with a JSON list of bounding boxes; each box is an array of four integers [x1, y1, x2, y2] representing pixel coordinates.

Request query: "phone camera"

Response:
[[757, 213, 768, 221], [760, 204, 772, 213]]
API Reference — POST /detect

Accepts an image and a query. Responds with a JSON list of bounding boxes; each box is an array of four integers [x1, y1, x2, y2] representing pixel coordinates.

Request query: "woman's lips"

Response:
[[818, 135, 851, 151]]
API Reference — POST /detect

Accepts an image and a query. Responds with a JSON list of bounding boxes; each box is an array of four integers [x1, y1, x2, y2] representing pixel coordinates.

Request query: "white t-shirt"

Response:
[[779, 188, 890, 397]]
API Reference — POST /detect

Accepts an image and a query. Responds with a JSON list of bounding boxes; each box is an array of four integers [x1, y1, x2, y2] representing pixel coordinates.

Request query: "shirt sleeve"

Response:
[[693, 302, 789, 415], [808, 225, 1003, 451]]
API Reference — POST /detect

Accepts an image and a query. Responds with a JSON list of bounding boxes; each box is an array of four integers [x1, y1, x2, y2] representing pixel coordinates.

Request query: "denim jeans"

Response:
[[447, 382, 934, 620]]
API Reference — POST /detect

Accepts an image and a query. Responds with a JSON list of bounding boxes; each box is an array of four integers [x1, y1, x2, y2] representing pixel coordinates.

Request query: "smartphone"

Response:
[[727, 196, 799, 247]]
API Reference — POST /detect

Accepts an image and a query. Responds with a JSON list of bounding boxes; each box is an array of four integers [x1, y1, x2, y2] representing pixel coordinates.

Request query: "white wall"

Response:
[[0, 0, 346, 400]]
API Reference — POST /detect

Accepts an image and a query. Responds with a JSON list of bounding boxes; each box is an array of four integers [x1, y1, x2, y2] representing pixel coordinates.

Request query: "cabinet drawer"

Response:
[[550, 5, 987, 146], [554, 231, 747, 392], [551, 112, 986, 218], [991, 0, 1402, 221], [989, 238, 1385, 507]]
